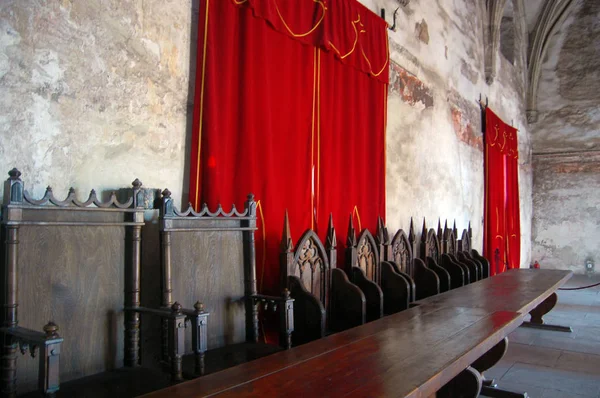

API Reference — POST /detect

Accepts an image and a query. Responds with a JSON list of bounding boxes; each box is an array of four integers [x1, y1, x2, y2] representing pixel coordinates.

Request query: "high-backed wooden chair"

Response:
[[157, 190, 294, 377], [0, 169, 176, 397], [445, 222, 478, 284], [376, 218, 415, 309], [438, 221, 466, 289], [458, 227, 482, 281], [407, 220, 439, 300], [281, 214, 365, 346], [345, 218, 383, 322], [460, 224, 491, 279], [420, 221, 451, 293], [471, 249, 491, 278]]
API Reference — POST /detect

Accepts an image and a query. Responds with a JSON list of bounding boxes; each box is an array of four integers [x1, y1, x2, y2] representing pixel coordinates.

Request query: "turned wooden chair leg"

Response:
[[521, 293, 572, 332]]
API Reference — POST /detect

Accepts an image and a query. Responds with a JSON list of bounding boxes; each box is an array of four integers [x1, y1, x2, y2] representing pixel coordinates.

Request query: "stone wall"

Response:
[[362, 0, 532, 266], [532, 152, 600, 273], [0, 0, 532, 266]]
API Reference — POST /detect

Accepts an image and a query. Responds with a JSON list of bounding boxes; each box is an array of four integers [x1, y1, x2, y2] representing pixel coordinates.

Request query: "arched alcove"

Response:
[[500, 1, 516, 64]]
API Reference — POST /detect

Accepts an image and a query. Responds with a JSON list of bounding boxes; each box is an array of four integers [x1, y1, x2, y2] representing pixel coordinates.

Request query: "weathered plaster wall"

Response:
[[0, 0, 193, 202], [532, 0, 600, 153], [0, 1, 532, 268], [361, 0, 532, 266], [532, 153, 600, 273]]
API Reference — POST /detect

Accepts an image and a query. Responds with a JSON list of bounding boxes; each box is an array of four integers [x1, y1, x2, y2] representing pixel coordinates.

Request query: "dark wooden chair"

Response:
[[0, 169, 176, 398], [345, 218, 384, 322], [376, 218, 415, 311], [460, 225, 491, 279], [157, 190, 294, 378], [437, 221, 466, 289], [420, 221, 451, 293], [458, 227, 483, 281], [472, 249, 491, 278], [280, 213, 365, 346]]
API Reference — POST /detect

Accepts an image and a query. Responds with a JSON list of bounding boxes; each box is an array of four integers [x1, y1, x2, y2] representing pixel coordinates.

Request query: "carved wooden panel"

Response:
[[391, 229, 412, 273], [447, 231, 457, 255], [291, 231, 329, 307], [426, 229, 440, 263], [355, 230, 379, 284], [461, 229, 471, 252]]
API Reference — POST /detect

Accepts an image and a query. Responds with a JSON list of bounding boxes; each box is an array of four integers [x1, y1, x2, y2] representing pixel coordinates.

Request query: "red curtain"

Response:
[[318, 49, 387, 259], [484, 108, 520, 275], [189, 0, 388, 300]]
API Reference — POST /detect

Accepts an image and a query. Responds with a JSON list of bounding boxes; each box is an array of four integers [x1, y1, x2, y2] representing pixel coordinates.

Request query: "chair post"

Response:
[[243, 194, 258, 343], [2, 169, 23, 397], [159, 189, 174, 362]]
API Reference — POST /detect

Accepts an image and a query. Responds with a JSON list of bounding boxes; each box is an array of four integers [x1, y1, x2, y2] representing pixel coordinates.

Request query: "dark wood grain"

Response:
[[456, 252, 480, 283], [412, 258, 440, 300], [426, 256, 451, 293], [471, 249, 491, 279], [440, 253, 465, 289], [379, 261, 410, 314], [142, 307, 522, 398]]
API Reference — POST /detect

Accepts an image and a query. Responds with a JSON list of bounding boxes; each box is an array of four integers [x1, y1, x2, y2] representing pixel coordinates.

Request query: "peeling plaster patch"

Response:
[[460, 58, 478, 84], [447, 89, 482, 151], [141, 38, 161, 60], [450, 107, 482, 151], [389, 62, 433, 108], [414, 19, 430, 44]]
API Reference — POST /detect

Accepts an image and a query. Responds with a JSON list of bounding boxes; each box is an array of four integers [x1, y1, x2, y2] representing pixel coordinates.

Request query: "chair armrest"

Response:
[[330, 268, 366, 331], [351, 267, 384, 322], [250, 291, 295, 350], [125, 304, 188, 381], [2, 323, 63, 396], [380, 261, 410, 314]]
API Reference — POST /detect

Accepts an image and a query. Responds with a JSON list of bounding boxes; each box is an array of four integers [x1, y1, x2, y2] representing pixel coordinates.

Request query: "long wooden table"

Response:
[[142, 269, 572, 398]]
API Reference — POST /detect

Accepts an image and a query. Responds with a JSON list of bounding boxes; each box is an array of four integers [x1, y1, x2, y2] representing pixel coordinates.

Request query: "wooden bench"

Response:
[[0, 169, 175, 397]]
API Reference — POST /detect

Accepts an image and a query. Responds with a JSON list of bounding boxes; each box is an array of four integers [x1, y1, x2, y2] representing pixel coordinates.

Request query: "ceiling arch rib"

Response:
[[526, 0, 577, 124]]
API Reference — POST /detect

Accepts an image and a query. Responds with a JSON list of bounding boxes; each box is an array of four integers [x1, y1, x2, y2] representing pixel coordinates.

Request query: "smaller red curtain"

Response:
[[505, 126, 520, 270], [484, 108, 520, 275]]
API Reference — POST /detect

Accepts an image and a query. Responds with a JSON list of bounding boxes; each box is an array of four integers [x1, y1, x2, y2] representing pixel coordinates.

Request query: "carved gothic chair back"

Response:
[[345, 218, 383, 322], [421, 227, 451, 293], [458, 228, 482, 281], [158, 191, 293, 377], [0, 169, 159, 396], [375, 218, 415, 310], [439, 224, 466, 288], [280, 214, 365, 345]]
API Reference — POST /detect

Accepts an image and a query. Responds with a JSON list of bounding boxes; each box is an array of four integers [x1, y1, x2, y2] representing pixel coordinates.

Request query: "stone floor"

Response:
[[482, 273, 600, 398]]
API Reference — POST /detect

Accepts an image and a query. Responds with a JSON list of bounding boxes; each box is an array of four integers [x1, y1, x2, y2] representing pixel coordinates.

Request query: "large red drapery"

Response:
[[189, 0, 388, 302], [484, 108, 520, 275]]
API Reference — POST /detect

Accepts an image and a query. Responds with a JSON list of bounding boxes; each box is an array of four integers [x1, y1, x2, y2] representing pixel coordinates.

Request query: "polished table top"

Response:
[[142, 269, 572, 398], [415, 269, 572, 314]]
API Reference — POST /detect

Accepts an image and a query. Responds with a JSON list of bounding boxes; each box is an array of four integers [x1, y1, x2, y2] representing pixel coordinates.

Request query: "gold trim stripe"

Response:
[[274, 0, 327, 38], [194, 0, 210, 209]]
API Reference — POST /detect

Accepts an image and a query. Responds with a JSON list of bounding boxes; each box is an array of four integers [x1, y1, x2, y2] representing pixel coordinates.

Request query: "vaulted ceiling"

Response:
[[527, 0, 600, 154]]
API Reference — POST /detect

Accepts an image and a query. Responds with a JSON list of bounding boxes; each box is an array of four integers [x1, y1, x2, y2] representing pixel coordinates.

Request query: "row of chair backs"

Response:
[[280, 215, 366, 346]]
